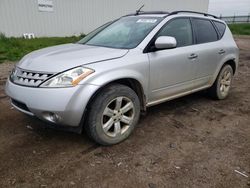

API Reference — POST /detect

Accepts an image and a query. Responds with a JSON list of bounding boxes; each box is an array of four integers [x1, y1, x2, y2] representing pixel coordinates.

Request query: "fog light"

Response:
[[43, 112, 61, 123]]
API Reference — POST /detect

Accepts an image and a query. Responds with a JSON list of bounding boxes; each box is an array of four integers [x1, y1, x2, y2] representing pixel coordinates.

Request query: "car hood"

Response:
[[17, 43, 129, 72]]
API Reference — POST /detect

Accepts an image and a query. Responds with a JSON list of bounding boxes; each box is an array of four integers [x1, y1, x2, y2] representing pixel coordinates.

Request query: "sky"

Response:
[[208, 0, 250, 16]]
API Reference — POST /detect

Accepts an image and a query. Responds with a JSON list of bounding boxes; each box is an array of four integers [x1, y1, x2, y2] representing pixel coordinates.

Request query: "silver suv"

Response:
[[5, 11, 239, 145]]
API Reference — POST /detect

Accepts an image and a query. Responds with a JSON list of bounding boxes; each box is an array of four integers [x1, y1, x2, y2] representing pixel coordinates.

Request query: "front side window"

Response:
[[192, 18, 218, 44], [156, 18, 193, 47], [79, 16, 163, 49]]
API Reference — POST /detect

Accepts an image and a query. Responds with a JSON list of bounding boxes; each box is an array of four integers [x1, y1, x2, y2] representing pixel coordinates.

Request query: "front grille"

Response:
[[11, 67, 54, 87], [11, 99, 30, 112]]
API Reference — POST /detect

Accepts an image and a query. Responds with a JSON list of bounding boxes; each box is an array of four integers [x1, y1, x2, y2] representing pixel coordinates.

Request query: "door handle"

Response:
[[218, 49, 225, 54], [188, 53, 198, 59]]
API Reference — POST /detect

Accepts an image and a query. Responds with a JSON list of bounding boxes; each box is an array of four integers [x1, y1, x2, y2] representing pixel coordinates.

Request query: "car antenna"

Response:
[[135, 5, 145, 15]]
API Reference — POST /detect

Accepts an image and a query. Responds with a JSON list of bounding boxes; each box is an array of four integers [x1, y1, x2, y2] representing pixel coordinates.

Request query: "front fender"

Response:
[[79, 52, 150, 102], [88, 69, 146, 88]]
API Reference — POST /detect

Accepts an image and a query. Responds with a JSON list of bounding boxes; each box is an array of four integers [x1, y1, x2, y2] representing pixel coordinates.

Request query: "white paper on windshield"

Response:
[[136, 19, 157, 23]]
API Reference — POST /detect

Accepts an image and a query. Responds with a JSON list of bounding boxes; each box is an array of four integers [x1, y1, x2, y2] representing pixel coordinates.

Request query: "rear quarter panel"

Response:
[[210, 25, 239, 85]]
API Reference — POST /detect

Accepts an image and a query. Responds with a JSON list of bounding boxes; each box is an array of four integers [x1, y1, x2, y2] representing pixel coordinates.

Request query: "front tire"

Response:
[[209, 64, 233, 100], [85, 84, 140, 145]]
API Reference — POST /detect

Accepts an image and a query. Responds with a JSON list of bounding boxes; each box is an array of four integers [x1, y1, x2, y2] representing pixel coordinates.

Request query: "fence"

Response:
[[220, 15, 250, 23]]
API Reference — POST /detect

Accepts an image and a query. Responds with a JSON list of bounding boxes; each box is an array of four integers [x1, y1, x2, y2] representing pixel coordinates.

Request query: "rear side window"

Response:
[[192, 18, 218, 44], [157, 18, 193, 47], [213, 21, 226, 38]]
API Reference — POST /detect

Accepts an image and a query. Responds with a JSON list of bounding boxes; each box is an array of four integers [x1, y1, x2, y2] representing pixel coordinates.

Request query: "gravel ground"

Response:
[[0, 37, 249, 188]]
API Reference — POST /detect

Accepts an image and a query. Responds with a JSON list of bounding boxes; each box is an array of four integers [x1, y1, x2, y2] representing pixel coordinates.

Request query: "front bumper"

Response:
[[5, 79, 99, 127]]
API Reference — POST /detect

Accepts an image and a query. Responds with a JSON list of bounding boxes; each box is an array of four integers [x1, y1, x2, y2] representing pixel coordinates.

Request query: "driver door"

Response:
[[147, 18, 198, 103]]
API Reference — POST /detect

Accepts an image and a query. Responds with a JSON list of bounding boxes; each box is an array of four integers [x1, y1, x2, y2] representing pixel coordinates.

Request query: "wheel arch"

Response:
[[211, 58, 237, 86], [86, 78, 146, 112], [224, 59, 236, 74]]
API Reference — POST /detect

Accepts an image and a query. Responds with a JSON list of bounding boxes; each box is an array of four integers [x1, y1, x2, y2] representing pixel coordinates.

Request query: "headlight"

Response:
[[40, 67, 94, 88]]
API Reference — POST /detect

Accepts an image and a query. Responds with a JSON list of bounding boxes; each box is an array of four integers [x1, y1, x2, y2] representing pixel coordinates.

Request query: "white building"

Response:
[[0, 0, 209, 37]]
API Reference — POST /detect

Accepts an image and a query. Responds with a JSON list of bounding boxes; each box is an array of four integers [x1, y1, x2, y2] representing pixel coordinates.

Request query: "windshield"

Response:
[[78, 16, 163, 49]]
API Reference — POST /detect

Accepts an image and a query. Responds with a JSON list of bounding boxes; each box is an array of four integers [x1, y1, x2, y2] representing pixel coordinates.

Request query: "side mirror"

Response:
[[155, 36, 177, 49]]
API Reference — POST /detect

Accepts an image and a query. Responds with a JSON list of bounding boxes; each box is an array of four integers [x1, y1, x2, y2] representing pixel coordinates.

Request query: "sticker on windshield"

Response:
[[136, 19, 157, 23]]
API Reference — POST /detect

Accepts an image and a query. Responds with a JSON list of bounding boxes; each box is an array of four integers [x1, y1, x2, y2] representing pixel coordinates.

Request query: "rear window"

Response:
[[213, 21, 226, 38], [192, 18, 218, 44]]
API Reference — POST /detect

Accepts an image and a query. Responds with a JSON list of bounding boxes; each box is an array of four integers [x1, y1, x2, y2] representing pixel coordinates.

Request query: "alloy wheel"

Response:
[[101, 96, 135, 137], [219, 69, 232, 97]]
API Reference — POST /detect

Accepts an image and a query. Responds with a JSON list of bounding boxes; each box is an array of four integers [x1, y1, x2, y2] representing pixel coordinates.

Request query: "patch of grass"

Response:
[[0, 33, 84, 63], [228, 23, 250, 35]]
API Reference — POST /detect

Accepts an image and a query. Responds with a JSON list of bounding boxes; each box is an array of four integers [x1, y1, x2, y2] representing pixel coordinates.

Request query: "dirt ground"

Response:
[[0, 37, 250, 188]]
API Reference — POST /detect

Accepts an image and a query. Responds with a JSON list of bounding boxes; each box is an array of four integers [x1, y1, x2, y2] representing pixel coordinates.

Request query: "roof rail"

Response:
[[167, 11, 218, 19], [125, 11, 169, 17]]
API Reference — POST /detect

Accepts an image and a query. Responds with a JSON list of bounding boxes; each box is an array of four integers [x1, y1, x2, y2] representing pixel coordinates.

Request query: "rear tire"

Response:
[[85, 84, 140, 145], [209, 64, 233, 100]]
